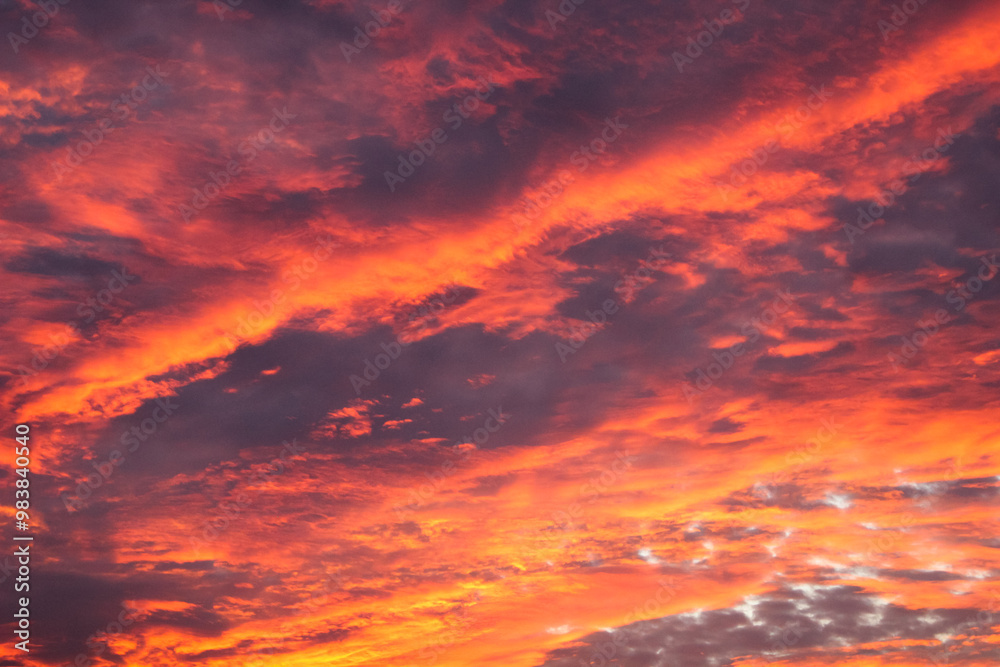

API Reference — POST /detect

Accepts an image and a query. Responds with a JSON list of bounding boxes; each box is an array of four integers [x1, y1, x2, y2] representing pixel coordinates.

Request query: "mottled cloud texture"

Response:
[[1, 0, 999, 665]]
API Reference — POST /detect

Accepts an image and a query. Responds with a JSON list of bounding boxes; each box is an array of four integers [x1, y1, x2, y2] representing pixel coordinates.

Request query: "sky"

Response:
[[1, 0, 999, 665]]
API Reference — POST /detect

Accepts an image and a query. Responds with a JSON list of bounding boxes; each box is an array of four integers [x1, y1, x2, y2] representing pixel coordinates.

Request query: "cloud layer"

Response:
[[1, 0, 999, 665]]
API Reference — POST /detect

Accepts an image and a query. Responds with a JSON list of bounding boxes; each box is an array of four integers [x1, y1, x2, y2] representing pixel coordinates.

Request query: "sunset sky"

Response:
[[1, 0, 999, 665]]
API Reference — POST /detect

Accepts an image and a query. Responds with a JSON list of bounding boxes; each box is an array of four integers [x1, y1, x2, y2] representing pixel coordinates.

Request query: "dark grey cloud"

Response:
[[4, 247, 121, 279], [536, 584, 994, 667]]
